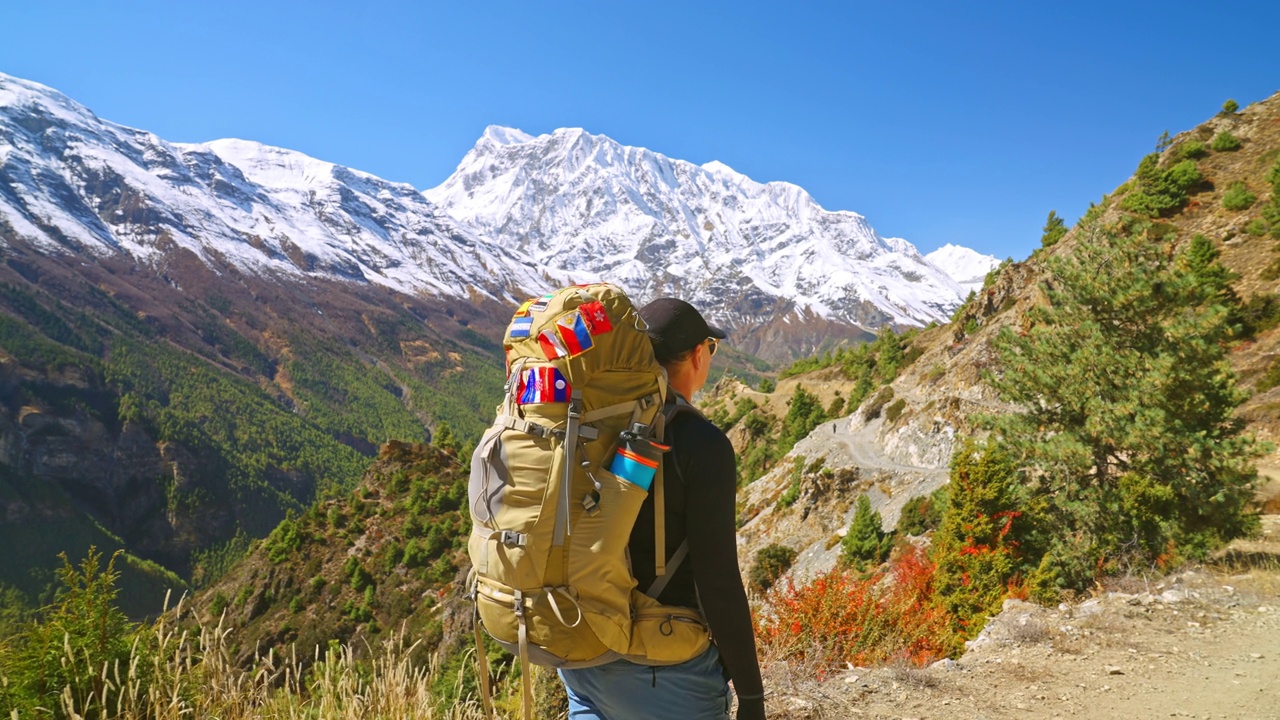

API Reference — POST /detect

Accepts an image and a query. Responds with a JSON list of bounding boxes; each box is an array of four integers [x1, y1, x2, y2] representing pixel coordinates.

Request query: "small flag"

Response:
[[556, 312, 595, 357], [578, 300, 613, 335], [517, 366, 571, 404], [513, 299, 536, 317], [529, 293, 556, 314], [509, 315, 534, 338], [538, 328, 568, 359]]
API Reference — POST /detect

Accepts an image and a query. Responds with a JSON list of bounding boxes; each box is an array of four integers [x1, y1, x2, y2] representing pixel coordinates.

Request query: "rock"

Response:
[[931, 658, 960, 671], [1106, 665, 1125, 675]]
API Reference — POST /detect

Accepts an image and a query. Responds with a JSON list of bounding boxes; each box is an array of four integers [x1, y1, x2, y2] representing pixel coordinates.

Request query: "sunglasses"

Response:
[[705, 337, 719, 357]]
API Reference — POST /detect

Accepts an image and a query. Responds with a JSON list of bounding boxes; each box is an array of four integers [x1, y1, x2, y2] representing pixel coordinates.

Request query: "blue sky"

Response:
[[4, 1, 1279, 260]]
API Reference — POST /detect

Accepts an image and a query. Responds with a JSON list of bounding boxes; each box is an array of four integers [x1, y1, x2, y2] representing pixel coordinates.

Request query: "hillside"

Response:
[[190, 441, 473, 668], [723, 91, 1280, 574], [0, 240, 511, 612]]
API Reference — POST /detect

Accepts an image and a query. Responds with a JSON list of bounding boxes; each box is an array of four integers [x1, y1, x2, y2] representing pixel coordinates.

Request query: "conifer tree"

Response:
[[931, 439, 1030, 642], [840, 494, 893, 570], [987, 223, 1262, 591], [1041, 210, 1068, 247]]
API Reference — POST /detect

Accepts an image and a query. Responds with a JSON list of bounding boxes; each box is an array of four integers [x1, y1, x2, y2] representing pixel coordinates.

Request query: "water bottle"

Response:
[[608, 424, 669, 491]]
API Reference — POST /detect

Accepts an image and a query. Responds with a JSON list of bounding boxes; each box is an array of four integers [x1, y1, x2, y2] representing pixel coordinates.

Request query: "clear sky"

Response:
[[4, 1, 1279, 261]]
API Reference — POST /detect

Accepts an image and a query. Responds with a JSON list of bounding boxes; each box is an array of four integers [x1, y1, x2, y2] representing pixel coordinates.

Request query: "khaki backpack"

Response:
[[467, 283, 711, 718]]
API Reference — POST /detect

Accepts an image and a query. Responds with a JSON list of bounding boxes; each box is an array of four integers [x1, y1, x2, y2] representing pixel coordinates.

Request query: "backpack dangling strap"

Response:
[[472, 602, 495, 719], [514, 590, 534, 720], [554, 388, 584, 546]]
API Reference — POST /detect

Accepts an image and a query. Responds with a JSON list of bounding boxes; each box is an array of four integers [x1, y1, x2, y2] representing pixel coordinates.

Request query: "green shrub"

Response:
[[896, 487, 948, 536], [777, 459, 804, 509], [1120, 155, 1204, 217], [1256, 357, 1280, 392], [863, 386, 894, 420], [884, 398, 907, 423], [1246, 218, 1270, 236], [840, 495, 893, 570], [1222, 99, 1239, 114], [1174, 140, 1208, 161], [931, 440, 1033, 637], [209, 591, 229, 617], [0, 548, 141, 716], [827, 393, 846, 417], [1222, 182, 1257, 211], [1211, 131, 1242, 152], [750, 544, 799, 593]]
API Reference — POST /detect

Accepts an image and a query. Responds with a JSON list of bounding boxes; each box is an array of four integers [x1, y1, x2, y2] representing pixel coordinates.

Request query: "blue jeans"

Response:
[[558, 645, 732, 720]]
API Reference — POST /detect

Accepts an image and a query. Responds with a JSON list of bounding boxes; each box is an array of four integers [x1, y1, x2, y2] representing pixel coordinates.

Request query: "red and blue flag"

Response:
[[517, 366, 571, 404], [556, 311, 595, 356]]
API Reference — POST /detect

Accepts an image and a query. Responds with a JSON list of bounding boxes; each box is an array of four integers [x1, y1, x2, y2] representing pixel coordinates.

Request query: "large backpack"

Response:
[[467, 283, 711, 718]]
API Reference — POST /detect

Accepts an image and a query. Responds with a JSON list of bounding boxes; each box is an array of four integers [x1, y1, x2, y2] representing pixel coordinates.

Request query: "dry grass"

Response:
[[10, 592, 500, 720]]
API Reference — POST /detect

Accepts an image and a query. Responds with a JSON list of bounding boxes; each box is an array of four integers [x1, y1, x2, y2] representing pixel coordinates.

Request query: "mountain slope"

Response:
[[731, 90, 1280, 576], [0, 73, 557, 302], [0, 74, 521, 610], [427, 126, 975, 360]]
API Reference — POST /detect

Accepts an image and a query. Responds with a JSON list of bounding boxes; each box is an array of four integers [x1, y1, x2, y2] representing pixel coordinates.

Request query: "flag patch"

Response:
[[556, 312, 595, 357], [578, 300, 614, 336], [509, 315, 534, 338], [513, 299, 536, 317], [538, 328, 568, 359], [517, 367, 571, 404], [529, 293, 556, 314]]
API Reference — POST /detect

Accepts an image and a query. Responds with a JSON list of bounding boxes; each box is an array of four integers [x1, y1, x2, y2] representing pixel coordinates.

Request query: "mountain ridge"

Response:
[[426, 124, 996, 359]]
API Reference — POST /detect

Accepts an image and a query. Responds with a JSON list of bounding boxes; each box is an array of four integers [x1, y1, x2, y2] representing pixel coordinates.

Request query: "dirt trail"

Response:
[[760, 516, 1280, 720]]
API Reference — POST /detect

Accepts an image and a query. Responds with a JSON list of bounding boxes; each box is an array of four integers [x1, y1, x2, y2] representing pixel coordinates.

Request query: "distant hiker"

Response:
[[559, 297, 766, 720]]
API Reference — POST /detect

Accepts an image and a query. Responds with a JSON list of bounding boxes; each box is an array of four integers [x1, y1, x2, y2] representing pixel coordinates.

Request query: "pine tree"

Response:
[[840, 495, 893, 570], [1041, 210, 1068, 247], [987, 222, 1263, 590], [781, 385, 827, 447]]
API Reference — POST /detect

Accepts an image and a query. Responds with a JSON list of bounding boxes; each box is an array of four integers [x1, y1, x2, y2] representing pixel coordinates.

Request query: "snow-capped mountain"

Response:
[[0, 73, 558, 301], [426, 126, 973, 338], [924, 244, 1002, 296], [0, 72, 992, 361]]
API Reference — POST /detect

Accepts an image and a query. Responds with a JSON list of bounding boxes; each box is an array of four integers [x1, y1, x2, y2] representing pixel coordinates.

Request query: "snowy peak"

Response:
[[0, 75, 562, 300], [427, 125, 974, 349], [481, 125, 534, 146], [924, 244, 1002, 295], [0, 71, 995, 362]]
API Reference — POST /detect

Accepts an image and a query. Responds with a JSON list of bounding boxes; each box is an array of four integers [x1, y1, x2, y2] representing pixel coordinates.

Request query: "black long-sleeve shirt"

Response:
[[628, 401, 765, 703]]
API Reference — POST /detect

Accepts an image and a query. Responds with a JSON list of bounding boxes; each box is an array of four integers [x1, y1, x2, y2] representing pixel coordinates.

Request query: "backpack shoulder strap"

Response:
[[644, 395, 704, 599]]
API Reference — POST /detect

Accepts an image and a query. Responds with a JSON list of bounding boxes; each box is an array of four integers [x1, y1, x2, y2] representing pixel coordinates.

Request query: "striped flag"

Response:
[[517, 367, 571, 404], [509, 315, 534, 338]]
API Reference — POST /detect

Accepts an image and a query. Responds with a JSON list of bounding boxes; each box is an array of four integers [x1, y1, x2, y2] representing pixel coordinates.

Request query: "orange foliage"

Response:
[[754, 546, 956, 671]]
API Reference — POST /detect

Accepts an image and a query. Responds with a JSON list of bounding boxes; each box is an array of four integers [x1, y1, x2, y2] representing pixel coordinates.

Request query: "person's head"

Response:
[[639, 297, 726, 396]]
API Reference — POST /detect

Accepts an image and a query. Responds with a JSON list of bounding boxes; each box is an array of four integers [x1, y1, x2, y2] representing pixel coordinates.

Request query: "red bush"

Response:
[[754, 546, 955, 671]]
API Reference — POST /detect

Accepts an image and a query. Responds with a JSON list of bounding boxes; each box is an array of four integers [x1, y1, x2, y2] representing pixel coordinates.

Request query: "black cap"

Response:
[[639, 298, 727, 362]]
